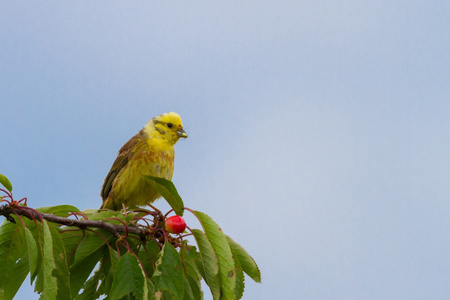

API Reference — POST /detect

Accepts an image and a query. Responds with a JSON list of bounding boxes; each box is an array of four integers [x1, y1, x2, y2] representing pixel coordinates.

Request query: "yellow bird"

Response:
[[100, 112, 187, 210]]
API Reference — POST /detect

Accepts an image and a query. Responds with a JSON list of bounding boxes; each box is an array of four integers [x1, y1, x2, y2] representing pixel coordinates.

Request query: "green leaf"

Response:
[[191, 229, 220, 300], [72, 230, 114, 266], [61, 228, 84, 266], [26, 221, 70, 299], [225, 236, 261, 283], [137, 240, 161, 278], [82, 209, 134, 223], [36, 205, 80, 217], [110, 252, 146, 300], [70, 242, 106, 296], [0, 219, 29, 300], [24, 227, 39, 284], [76, 266, 102, 300], [144, 176, 184, 216], [47, 222, 72, 299], [32, 220, 72, 298], [231, 250, 245, 299], [182, 274, 194, 300], [194, 211, 236, 300], [146, 278, 155, 300], [0, 173, 12, 192], [40, 220, 59, 299], [95, 248, 119, 298], [29, 222, 45, 294], [180, 243, 202, 281], [180, 245, 203, 300], [184, 272, 203, 300], [69, 228, 114, 295], [152, 242, 184, 299]]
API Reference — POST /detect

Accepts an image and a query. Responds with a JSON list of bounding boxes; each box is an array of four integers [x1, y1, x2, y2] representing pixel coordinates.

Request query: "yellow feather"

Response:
[[100, 112, 187, 210]]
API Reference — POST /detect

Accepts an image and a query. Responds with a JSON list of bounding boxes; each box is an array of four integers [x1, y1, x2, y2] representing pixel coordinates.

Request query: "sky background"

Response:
[[1, 1, 450, 299]]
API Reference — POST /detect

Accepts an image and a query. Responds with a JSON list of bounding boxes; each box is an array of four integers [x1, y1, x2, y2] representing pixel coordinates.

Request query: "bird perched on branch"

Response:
[[100, 112, 187, 210]]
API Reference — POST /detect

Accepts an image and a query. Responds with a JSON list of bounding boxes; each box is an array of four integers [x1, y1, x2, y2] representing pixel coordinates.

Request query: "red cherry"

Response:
[[165, 215, 186, 234]]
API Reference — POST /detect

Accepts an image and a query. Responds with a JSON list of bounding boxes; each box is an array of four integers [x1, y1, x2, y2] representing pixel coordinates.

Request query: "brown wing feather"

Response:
[[100, 130, 146, 206]]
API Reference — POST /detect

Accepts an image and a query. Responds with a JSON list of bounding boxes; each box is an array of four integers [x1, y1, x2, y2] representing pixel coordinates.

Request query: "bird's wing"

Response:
[[100, 131, 145, 202]]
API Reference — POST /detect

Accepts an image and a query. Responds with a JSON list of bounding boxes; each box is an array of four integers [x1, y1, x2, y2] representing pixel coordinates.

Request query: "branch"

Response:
[[0, 205, 147, 239]]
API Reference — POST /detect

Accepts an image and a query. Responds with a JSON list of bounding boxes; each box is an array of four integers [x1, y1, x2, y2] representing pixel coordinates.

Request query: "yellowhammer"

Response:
[[100, 112, 187, 210]]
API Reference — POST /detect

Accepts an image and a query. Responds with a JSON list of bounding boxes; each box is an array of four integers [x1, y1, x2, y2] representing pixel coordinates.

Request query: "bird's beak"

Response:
[[177, 129, 188, 138]]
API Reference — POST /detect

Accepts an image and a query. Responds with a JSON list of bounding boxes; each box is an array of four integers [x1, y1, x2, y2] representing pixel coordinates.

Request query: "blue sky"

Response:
[[2, 1, 450, 299]]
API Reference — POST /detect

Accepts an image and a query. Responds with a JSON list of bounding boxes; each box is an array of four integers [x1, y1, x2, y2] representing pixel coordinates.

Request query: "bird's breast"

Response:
[[137, 148, 175, 180]]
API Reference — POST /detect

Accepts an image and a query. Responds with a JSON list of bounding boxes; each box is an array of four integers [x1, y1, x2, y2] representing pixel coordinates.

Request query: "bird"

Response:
[[100, 112, 187, 210]]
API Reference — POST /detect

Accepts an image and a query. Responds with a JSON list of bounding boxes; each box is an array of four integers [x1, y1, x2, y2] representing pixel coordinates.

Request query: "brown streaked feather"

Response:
[[100, 130, 147, 207]]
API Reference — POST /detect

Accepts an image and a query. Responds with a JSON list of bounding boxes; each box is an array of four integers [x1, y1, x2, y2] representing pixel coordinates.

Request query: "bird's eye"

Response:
[[167, 123, 173, 128]]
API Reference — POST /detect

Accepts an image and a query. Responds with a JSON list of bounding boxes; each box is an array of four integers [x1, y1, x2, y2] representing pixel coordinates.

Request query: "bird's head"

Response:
[[145, 112, 188, 145]]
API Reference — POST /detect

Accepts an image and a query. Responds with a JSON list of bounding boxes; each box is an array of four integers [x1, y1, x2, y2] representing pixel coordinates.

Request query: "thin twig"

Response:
[[0, 205, 147, 238]]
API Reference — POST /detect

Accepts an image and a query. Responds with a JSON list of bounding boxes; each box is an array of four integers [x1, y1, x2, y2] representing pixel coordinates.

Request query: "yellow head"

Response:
[[144, 112, 188, 145]]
